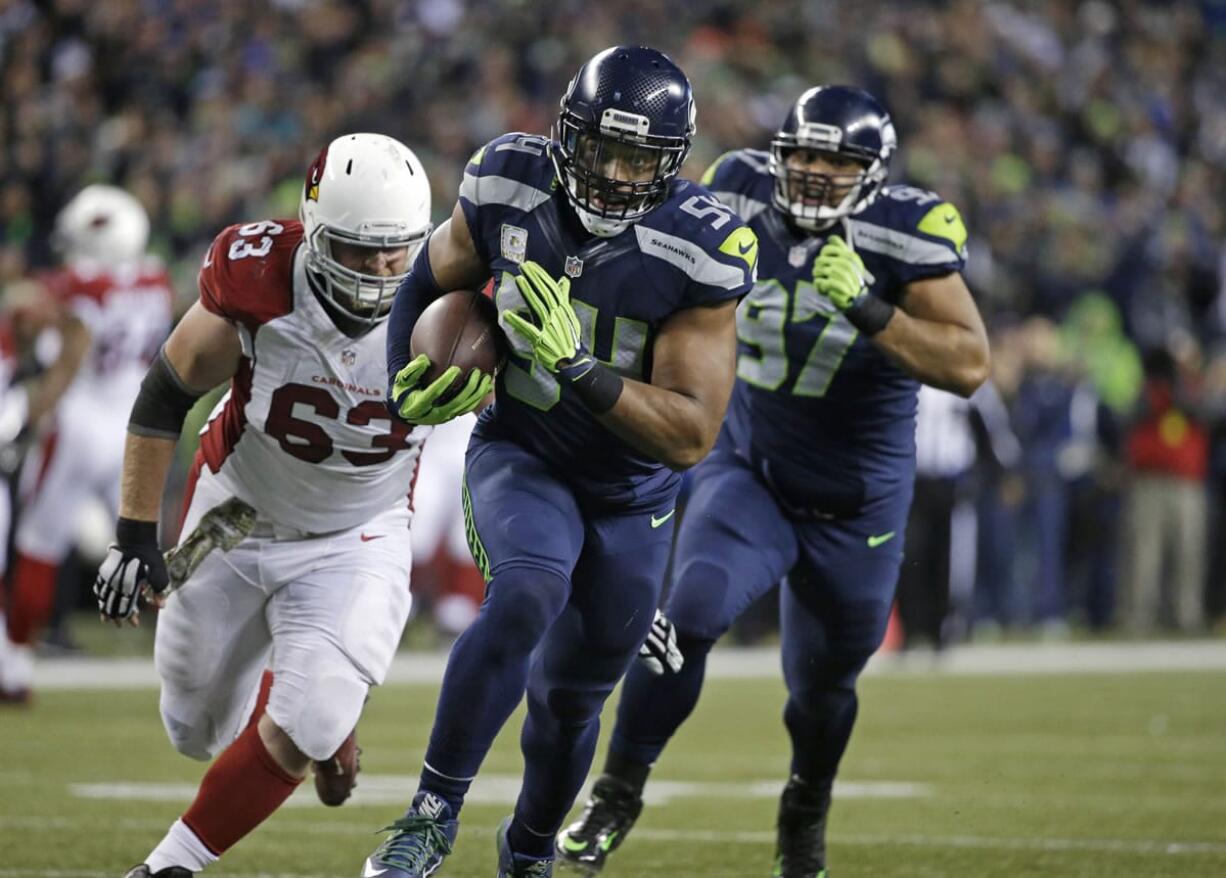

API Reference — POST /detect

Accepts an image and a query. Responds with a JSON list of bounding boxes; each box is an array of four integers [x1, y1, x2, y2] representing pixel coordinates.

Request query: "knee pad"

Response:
[[267, 664, 369, 762], [159, 697, 219, 761], [480, 567, 569, 660], [666, 559, 740, 643]]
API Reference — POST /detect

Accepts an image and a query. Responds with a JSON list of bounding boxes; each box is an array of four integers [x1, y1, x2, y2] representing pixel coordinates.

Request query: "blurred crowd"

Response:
[[3, 0, 1226, 638]]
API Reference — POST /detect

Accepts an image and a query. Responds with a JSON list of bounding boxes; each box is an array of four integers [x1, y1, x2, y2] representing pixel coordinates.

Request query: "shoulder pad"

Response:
[[700, 149, 772, 222], [851, 186, 968, 266], [459, 133, 556, 213], [198, 219, 299, 330], [636, 180, 758, 294]]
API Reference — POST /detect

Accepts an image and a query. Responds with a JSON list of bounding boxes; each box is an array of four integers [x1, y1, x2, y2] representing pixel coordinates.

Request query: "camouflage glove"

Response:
[[812, 235, 873, 311], [392, 353, 492, 426], [503, 261, 584, 373]]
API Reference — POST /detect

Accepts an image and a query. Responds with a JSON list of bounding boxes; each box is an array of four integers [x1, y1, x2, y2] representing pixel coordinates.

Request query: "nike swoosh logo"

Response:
[[738, 241, 755, 255], [362, 861, 388, 878], [599, 831, 619, 852], [944, 214, 956, 224], [867, 531, 896, 548], [560, 835, 589, 853], [202, 248, 214, 268], [650, 509, 675, 529], [360, 533, 385, 542]]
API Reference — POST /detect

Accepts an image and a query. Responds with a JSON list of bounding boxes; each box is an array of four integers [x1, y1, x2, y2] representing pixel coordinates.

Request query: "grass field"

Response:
[[2, 666, 1225, 877]]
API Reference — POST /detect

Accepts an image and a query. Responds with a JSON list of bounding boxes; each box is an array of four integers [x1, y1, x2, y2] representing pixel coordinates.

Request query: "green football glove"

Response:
[[812, 235, 874, 311], [502, 261, 584, 373], [391, 353, 492, 426]]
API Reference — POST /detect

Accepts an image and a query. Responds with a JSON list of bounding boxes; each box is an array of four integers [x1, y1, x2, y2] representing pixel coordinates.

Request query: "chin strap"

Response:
[[575, 207, 633, 239]]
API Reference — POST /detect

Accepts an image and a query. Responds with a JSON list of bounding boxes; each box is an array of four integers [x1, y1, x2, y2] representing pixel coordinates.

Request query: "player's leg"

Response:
[[505, 496, 675, 871], [4, 429, 82, 700], [365, 434, 582, 878], [558, 446, 797, 872], [774, 493, 908, 878], [139, 550, 272, 872], [133, 473, 277, 875]]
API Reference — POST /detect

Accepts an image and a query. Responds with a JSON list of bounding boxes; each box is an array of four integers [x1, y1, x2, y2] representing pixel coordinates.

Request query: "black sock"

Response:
[[603, 749, 652, 796]]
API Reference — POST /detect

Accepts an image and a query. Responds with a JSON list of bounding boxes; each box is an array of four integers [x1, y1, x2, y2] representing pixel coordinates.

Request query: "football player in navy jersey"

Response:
[[363, 46, 757, 878], [558, 86, 990, 878]]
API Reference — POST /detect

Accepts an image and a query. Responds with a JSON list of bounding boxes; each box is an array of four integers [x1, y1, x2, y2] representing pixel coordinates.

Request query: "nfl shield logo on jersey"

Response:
[[789, 244, 810, 268], [500, 224, 528, 265], [564, 255, 584, 278], [341, 349, 356, 367]]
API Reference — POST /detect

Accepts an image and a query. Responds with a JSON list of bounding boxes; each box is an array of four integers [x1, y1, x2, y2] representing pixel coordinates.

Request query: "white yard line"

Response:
[[63, 774, 930, 808], [29, 641, 1226, 691]]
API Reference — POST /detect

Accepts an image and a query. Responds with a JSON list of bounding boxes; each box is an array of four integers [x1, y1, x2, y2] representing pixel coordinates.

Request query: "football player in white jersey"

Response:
[[2, 186, 171, 702], [92, 134, 454, 878]]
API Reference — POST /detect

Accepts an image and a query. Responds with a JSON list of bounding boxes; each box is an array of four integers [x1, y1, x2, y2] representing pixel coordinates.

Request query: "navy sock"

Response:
[[784, 686, 859, 783], [608, 633, 716, 769], [507, 816, 556, 859]]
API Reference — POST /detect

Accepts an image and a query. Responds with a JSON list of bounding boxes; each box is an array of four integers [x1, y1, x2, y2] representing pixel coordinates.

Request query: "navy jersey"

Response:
[[704, 148, 968, 513], [460, 133, 757, 507]]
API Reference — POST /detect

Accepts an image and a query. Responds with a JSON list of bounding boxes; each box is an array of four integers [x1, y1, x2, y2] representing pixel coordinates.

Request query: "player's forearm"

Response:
[[871, 310, 990, 397], [119, 347, 209, 524], [117, 433, 177, 522], [26, 315, 89, 424], [597, 380, 720, 470], [386, 249, 444, 381]]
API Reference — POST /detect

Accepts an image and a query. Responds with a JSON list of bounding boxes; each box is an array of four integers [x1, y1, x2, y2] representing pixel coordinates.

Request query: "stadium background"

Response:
[[2, 1, 1226, 876]]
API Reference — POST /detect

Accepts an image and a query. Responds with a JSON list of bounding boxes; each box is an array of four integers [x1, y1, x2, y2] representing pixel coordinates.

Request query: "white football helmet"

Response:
[[299, 133, 433, 324], [53, 184, 150, 268]]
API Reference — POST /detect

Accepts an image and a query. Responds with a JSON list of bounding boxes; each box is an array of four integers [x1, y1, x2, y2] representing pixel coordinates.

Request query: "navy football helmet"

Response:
[[769, 85, 897, 230], [552, 46, 696, 237]]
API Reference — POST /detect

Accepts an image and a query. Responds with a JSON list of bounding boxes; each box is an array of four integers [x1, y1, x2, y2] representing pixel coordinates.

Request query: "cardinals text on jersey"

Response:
[[196, 220, 429, 534]]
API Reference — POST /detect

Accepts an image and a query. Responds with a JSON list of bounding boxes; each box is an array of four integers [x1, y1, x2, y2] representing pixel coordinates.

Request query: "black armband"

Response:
[[115, 516, 159, 549], [557, 355, 624, 415], [843, 293, 895, 336], [128, 348, 205, 439]]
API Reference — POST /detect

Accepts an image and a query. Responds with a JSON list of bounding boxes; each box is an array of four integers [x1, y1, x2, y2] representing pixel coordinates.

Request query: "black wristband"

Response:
[[115, 516, 159, 549], [843, 293, 895, 336], [556, 355, 624, 415]]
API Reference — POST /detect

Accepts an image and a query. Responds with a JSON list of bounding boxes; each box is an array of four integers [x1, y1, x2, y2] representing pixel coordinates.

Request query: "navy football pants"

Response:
[[610, 434, 908, 786], [419, 432, 674, 837]]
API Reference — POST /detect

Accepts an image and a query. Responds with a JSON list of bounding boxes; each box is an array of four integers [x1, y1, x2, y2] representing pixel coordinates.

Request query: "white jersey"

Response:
[[43, 258, 173, 414], [196, 219, 429, 534]]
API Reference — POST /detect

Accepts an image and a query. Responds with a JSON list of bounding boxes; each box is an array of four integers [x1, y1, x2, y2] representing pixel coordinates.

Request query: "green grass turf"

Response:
[[2, 671, 1225, 877]]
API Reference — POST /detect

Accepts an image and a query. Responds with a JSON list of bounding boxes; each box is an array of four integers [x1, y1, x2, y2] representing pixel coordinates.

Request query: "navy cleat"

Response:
[[496, 817, 554, 877], [362, 791, 458, 878], [772, 776, 830, 878], [554, 775, 642, 875], [122, 867, 192, 878]]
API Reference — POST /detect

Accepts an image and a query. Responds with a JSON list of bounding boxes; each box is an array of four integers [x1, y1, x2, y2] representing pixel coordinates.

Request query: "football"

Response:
[[409, 289, 507, 403]]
